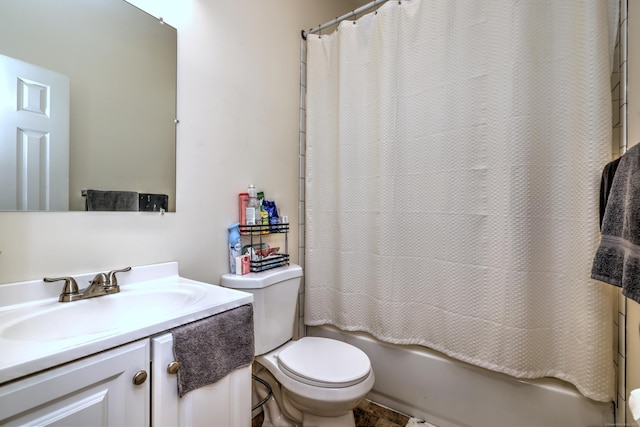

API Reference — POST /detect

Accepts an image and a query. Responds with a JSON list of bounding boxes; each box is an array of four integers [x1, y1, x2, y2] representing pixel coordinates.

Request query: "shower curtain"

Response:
[[305, 0, 619, 402]]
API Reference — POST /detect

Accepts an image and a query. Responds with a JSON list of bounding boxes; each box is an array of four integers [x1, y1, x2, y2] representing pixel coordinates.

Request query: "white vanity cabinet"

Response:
[[0, 339, 150, 426], [0, 334, 252, 427], [151, 333, 251, 426]]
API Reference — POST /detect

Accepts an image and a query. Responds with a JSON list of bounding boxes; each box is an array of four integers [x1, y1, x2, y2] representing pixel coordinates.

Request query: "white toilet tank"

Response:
[[220, 264, 303, 355]]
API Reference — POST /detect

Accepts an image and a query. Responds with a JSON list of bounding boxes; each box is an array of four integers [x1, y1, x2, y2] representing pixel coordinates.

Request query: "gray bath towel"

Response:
[[85, 189, 139, 211], [592, 143, 640, 303], [599, 157, 621, 230], [171, 304, 254, 397]]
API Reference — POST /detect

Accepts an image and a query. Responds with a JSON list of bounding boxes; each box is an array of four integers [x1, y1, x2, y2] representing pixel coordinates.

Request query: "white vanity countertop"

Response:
[[0, 262, 253, 384]]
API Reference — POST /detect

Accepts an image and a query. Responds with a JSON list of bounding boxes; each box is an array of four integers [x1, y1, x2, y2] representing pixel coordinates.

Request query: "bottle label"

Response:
[[246, 207, 256, 225], [239, 193, 249, 225]]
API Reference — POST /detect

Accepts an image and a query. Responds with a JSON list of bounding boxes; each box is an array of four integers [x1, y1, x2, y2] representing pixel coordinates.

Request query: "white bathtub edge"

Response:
[[308, 325, 614, 427]]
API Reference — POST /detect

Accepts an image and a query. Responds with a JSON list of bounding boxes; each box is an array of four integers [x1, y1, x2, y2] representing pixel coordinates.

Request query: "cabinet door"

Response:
[[151, 333, 251, 427], [0, 340, 150, 426]]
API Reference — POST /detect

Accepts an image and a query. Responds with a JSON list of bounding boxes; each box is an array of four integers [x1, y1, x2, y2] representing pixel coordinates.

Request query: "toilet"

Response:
[[220, 264, 374, 427]]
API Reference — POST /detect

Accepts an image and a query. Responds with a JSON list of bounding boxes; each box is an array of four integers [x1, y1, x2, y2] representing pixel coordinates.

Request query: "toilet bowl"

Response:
[[220, 265, 374, 427], [258, 338, 374, 420]]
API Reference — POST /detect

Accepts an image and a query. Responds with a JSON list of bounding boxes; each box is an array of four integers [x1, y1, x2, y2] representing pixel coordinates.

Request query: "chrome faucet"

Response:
[[83, 272, 110, 298], [44, 266, 131, 302], [105, 266, 132, 294], [43, 276, 82, 302]]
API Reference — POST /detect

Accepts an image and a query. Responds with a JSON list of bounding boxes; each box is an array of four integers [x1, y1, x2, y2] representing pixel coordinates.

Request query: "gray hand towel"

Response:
[[85, 189, 139, 211], [592, 143, 640, 303], [171, 304, 254, 397]]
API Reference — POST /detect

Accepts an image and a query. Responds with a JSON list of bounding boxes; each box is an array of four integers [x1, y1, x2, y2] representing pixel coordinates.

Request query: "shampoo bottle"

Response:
[[228, 223, 241, 273]]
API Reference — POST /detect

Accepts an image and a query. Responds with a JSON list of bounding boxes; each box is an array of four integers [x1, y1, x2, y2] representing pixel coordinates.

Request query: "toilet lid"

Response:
[[277, 337, 371, 388]]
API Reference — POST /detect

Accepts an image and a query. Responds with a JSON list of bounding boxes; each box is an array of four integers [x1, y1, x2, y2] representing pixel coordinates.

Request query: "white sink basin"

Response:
[[0, 262, 253, 384], [1, 283, 208, 341]]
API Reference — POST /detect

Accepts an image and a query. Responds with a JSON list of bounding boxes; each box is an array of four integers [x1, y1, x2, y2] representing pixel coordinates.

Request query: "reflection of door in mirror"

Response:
[[0, 54, 69, 211]]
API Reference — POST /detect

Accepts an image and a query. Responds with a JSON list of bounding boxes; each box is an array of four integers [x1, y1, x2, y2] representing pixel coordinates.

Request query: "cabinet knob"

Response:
[[167, 361, 180, 375], [132, 370, 148, 385]]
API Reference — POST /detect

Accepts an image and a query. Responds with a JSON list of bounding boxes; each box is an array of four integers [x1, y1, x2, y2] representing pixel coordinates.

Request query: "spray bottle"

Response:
[[228, 222, 241, 273]]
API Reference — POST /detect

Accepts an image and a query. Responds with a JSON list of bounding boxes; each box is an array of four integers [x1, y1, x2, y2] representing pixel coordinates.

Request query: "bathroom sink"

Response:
[[1, 283, 208, 341], [0, 262, 254, 384]]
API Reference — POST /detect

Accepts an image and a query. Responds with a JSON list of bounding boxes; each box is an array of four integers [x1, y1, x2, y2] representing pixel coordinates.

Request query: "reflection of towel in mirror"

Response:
[[139, 193, 168, 212], [85, 190, 139, 211], [592, 144, 640, 303], [171, 304, 254, 397]]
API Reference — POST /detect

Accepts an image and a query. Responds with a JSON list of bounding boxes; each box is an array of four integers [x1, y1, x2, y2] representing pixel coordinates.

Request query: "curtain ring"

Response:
[[353, 10, 357, 24]]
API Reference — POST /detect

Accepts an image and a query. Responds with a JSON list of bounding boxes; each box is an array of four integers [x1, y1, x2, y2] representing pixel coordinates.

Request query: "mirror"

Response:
[[0, 0, 177, 212]]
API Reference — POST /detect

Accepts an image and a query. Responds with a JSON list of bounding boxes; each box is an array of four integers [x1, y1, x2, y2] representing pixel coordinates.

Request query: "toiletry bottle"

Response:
[[246, 184, 258, 225], [228, 223, 241, 273], [239, 192, 249, 225], [261, 210, 269, 234]]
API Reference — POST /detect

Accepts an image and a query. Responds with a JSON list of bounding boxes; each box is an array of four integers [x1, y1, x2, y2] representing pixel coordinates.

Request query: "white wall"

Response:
[[0, 1, 362, 286], [171, 0, 369, 283]]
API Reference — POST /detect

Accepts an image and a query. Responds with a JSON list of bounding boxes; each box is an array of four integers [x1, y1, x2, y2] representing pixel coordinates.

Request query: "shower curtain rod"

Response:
[[301, 0, 390, 39]]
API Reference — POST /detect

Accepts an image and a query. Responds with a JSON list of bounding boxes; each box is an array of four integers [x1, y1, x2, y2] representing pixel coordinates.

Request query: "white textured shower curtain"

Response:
[[305, 0, 619, 402]]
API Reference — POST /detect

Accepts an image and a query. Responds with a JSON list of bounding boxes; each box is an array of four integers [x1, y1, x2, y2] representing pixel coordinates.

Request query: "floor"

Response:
[[251, 399, 423, 427], [354, 400, 411, 427]]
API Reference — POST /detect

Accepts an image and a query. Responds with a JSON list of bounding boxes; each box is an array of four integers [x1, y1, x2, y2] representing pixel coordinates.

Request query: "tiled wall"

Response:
[[297, 37, 307, 340], [613, 0, 627, 158], [612, 0, 627, 424]]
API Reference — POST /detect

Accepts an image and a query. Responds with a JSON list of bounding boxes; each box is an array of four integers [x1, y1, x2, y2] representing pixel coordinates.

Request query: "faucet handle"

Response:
[[89, 273, 109, 287], [107, 266, 131, 287], [44, 276, 81, 302]]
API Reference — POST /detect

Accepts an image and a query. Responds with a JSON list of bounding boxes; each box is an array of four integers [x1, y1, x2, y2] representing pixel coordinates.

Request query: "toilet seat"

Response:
[[277, 337, 371, 388]]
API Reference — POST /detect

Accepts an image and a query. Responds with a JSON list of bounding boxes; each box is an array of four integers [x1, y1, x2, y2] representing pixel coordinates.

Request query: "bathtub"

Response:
[[308, 325, 614, 427]]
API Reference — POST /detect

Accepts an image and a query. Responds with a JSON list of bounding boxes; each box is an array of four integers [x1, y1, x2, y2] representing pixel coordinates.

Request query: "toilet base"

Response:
[[253, 362, 361, 427], [261, 403, 356, 427], [260, 400, 356, 427], [303, 411, 356, 427]]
